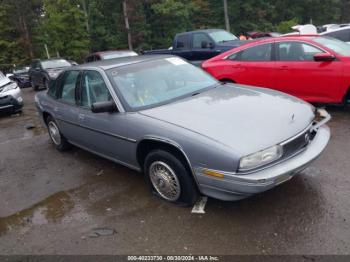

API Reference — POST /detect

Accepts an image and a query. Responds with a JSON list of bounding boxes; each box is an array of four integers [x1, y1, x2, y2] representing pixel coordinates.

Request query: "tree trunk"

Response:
[[223, 0, 230, 32], [81, 0, 90, 33], [340, 0, 350, 23], [123, 0, 133, 50], [19, 15, 34, 59]]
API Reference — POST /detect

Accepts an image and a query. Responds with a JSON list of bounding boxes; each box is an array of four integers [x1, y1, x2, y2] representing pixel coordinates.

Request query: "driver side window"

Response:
[[81, 71, 112, 107], [193, 33, 212, 49], [278, 42, 323, 61]]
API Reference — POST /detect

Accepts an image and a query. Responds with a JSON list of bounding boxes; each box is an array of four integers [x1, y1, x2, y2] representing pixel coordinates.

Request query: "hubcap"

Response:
[[149, 161, 181, 201], [48, 121, 61, 145]]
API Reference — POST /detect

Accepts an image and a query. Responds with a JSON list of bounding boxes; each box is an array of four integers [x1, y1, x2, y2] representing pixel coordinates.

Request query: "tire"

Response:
[[220, 79, 234, 84], [144, 150, 199, 206], [343, 90, 350, 108], [43, 78, 49, 89], [31, 79, 38, 91], [46, 116, 71, 151]]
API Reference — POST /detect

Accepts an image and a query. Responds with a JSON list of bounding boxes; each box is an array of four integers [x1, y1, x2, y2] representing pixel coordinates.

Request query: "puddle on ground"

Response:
[[22, 124, 46, 139], [0, 191, 74, 236]]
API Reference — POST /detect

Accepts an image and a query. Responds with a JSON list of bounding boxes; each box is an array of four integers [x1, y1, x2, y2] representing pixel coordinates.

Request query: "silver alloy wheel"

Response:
[[149, 161, 181, 201], [48, 121, 61, 146]]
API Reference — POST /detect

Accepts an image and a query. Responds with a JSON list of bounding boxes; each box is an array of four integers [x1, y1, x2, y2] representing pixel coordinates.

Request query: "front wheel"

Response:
[[46, 116, 71, 151], [220, 79, 234, 84], [144, 150, 199, 206], [43, 78, 49, 89]]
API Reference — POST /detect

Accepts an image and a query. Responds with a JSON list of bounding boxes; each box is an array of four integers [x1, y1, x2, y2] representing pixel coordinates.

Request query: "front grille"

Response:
[[282, 128, 311, 159]]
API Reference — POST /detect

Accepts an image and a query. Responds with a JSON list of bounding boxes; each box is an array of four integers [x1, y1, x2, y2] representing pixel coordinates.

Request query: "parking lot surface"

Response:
[[0, 88, 349, 255]]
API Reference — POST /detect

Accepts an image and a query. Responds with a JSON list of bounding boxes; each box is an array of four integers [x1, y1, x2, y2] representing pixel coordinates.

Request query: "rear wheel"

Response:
[[31, 79, 38, 91], [46, 116, 71, 151], [345, 90, 350, 107], [144, 150, 199, 206]]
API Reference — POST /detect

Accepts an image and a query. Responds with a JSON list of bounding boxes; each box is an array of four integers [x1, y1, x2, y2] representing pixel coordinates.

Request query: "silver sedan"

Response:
[[35, 55, 331, 205]]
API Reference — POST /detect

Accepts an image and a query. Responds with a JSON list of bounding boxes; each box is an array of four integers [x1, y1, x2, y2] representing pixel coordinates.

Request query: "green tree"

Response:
[[88, 0, 127, 52], [147, 0, 198, 47], [0, 3, 26, 69], [39, 0, 90, 61]]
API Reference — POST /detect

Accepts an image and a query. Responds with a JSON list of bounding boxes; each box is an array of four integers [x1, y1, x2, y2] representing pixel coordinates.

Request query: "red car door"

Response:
[[274, 41, 342, 103], [220, 43, 276, 88]]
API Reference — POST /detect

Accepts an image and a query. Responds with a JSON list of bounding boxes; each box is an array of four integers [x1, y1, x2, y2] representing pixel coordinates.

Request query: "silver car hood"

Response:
[[140, 85, 315, 156], [0, 77, 11, 87]]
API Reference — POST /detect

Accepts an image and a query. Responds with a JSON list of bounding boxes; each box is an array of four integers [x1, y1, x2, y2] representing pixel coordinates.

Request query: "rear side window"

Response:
[[48, 73, 65, 99], [176, 34, 190, 49], [278, 42, 323, 61], [227, 52, 241, 61], [240, 44, 272, 61], [58, 71, 80, 104], [325, 29, 350, 42]]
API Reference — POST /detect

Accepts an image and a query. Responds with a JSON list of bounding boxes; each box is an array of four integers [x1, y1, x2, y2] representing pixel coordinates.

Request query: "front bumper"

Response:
[[0, 87, 23, 112], [195, 124, 331, 201]]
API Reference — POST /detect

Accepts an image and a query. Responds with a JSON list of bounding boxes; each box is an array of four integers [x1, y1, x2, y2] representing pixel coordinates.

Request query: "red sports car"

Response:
[[202, 35, 350, 105]]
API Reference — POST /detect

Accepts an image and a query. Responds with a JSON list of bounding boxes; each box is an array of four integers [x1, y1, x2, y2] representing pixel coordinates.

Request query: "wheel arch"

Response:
[[136, 138, 199, 186], [219, 78, 236, 83], [42, 111, 51, 125], [343, 86, 350, 105]]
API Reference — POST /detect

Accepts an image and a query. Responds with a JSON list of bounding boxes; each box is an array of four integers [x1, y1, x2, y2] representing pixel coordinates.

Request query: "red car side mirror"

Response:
[[314, 53, 335, 62]]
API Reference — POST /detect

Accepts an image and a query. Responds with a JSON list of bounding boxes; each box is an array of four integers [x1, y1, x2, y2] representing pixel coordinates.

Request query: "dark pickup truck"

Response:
[[143, 29, 247, 64]]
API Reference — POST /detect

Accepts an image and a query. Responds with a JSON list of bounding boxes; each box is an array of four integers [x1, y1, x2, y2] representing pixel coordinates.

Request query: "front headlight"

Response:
[[239, 145, 283, 171], [1, 82, 18, 92]]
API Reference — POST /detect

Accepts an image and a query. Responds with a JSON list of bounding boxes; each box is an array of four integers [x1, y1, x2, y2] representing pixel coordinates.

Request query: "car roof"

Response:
[[91, 50, 137, 56], [76, 55, 175, 70], [177, 29, 226, 35], [245, 35, 320, 44], [33, 58, 68, 62], [321, 25, 350, 34]]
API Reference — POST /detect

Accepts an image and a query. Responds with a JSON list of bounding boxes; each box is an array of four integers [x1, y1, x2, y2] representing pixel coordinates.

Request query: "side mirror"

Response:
[[91, 101, 118, 113], [6, 73, 14, 78], [208, 42, 214, 49], [314, 53, 335, 62]]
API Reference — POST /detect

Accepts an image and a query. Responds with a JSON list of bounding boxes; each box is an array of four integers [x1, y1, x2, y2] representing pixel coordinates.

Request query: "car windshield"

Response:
[[107, 57, 218, 111], [102, 51, 138, 60], [313, 37, 350, 56], [41, 59, 71, 69], [0, 71, 4, 78], [209, 30, 238, 42], [13, 66, 29, 74]]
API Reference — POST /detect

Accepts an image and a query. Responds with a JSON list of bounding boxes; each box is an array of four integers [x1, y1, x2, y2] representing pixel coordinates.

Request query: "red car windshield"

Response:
[[313, 37, 350, 56]]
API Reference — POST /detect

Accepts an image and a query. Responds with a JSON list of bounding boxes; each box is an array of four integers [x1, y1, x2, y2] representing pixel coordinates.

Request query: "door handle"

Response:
[[278, 65, 288, 69], [232, 64, 242, 68]]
